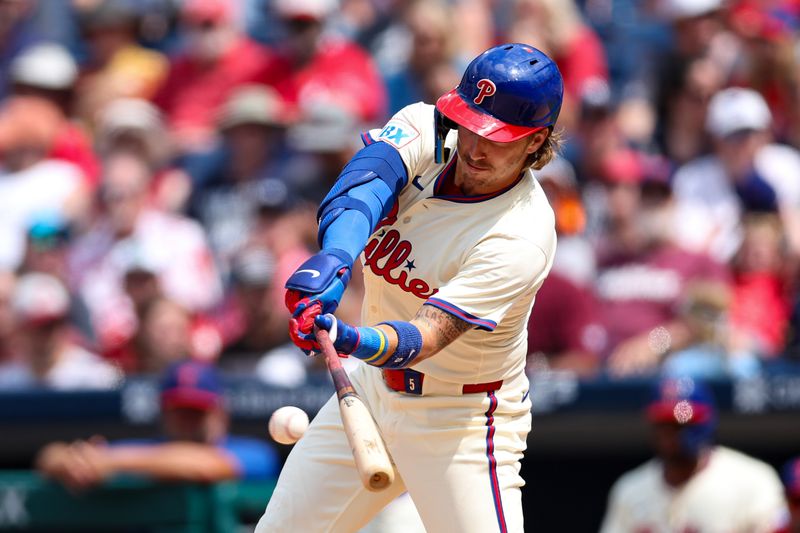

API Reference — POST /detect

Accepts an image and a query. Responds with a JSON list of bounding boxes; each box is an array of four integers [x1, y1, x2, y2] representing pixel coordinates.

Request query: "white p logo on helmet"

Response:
[[473, 79, 496, 105]]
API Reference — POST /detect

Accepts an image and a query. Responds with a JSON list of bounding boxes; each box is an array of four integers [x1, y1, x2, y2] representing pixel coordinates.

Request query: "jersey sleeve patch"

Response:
[[373, 118, 420, 149], [424, 297, 498, 331]]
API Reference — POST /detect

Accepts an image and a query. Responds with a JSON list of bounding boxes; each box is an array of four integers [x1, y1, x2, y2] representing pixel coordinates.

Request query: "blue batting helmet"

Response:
[[646, 377, 717, 456], [436, 43, 564, 143]]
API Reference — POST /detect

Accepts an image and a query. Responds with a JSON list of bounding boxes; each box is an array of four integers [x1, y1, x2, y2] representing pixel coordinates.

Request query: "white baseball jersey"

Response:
[[600, 446, 788, 533], [359, 102, 557, 384]]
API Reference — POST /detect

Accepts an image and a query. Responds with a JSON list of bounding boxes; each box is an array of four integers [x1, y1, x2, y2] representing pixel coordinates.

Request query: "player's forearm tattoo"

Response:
[[414, 304, 473, 353]]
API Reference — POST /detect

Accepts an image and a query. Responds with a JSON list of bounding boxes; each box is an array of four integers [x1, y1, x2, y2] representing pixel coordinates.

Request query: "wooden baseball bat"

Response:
[[315, 328, 394, 491]]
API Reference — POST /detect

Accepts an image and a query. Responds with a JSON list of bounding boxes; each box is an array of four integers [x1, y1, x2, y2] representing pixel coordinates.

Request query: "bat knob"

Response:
[[313, 314, 338, 343], [369, 471, 393, 491]]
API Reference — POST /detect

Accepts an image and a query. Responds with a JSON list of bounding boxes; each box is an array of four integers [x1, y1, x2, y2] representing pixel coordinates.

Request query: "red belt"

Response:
[[381, 368, 503, 395]]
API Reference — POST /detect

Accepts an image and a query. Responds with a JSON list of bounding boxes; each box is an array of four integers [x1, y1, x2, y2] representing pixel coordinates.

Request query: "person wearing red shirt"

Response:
[[729, 214, 793, 358], [270, 0, 388, 125], [152, 0, 284, 152], [526, 272, 605, 378], [9, 42, 100, 186]]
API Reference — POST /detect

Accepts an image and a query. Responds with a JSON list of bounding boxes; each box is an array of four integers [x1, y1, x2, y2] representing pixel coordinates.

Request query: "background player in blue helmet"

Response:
[[601, 377, 788, 532], [257, 43, 563, 532]]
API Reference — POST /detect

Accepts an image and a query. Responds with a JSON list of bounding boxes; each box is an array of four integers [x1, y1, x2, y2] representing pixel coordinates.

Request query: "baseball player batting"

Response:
[[255, 42, 563, 533]]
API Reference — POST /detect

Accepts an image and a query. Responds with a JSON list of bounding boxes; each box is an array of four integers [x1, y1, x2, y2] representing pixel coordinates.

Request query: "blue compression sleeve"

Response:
[[320, 180, 395, 262]]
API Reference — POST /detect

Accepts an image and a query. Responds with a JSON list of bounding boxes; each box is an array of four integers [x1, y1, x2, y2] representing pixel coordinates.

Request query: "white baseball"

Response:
[[268, 406, 309, 445]]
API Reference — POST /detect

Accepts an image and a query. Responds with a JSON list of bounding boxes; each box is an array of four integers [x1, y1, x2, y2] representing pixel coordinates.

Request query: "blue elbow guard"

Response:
[[317, 142, 408, 248]]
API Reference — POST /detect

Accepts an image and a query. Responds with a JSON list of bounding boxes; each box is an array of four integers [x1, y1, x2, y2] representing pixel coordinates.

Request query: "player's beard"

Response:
[[455, 156, 493, 194]]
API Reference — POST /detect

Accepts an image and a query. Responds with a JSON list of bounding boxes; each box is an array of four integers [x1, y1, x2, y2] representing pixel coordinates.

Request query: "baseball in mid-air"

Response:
[[269, 406, 309, 445]]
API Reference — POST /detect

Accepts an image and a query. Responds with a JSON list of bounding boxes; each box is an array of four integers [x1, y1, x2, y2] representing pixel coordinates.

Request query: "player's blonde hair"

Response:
[[526, 128, 564, 170]]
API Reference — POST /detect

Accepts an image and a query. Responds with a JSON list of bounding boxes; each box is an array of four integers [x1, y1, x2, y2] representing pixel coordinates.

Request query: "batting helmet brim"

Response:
[[436, 89, 545, 143]]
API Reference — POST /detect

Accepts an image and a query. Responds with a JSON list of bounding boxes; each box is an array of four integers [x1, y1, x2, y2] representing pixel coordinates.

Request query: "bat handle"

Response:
[[316, 328, 353, 397], [316, 327, 395, 492]]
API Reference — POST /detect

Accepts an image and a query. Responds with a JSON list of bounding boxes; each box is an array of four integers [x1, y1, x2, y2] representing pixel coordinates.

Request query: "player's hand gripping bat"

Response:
[[315, 327, 395, 491]]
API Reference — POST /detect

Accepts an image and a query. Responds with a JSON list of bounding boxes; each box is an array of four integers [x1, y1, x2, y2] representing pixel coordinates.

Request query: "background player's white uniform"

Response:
[[600, 446, 788, 533], [256, 102, 556, 533]]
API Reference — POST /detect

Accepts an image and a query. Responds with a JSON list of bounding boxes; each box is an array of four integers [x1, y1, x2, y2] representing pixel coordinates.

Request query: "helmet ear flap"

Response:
[[434, 108, 457, 164]]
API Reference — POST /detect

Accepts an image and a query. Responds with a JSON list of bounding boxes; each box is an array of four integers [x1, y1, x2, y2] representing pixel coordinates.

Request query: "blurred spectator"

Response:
[[249, 199, 315, 314], [658, 280, 756, 380], [657, 55, 724, 164], [217, 246, 291, 373], [22, 213, 73, 280], [672, 87, 800, 262], [152, 0, 283, 153], [526, 156, 604, 378], [72, 0, 169, 131], [601, 377, 788, 532], [0, 95, 89, 270], [651, 0, 739, 141], [36, 360, 280, 490], [779, 457, 800, 533], [20, 212, 94, 343], [579, 0, 671, 97], [592, 149, 731, 377], [131, 297, 195, 374], [109, 269, 220, 374], [614, 86, 660, 157], [0, 0, 40, 99], [94, 97, 170, 166], [505, 0, 609, 130], [657, 0, 734, 62], [69, 151, 222, 358], [727, 0, 800, 146], [0, 272, 120, 390], [9, 41, 76, 112], [270, 0, 388, 124], [286, 98, 364, 202], [382, 0, 465, 113], [186, 85, 295, 269], [92, 97, 188, 214], [450, 0, 495, 59], [537, 156, 594, 285], [730, 214, 793, 360], [526, 271, 605, 378], [563, 79, 628, 184], [9, 42, 101, 183]]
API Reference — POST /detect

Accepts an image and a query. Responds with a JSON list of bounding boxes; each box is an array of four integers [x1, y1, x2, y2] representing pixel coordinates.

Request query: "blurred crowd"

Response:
[[1, 0, 800, 392]]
